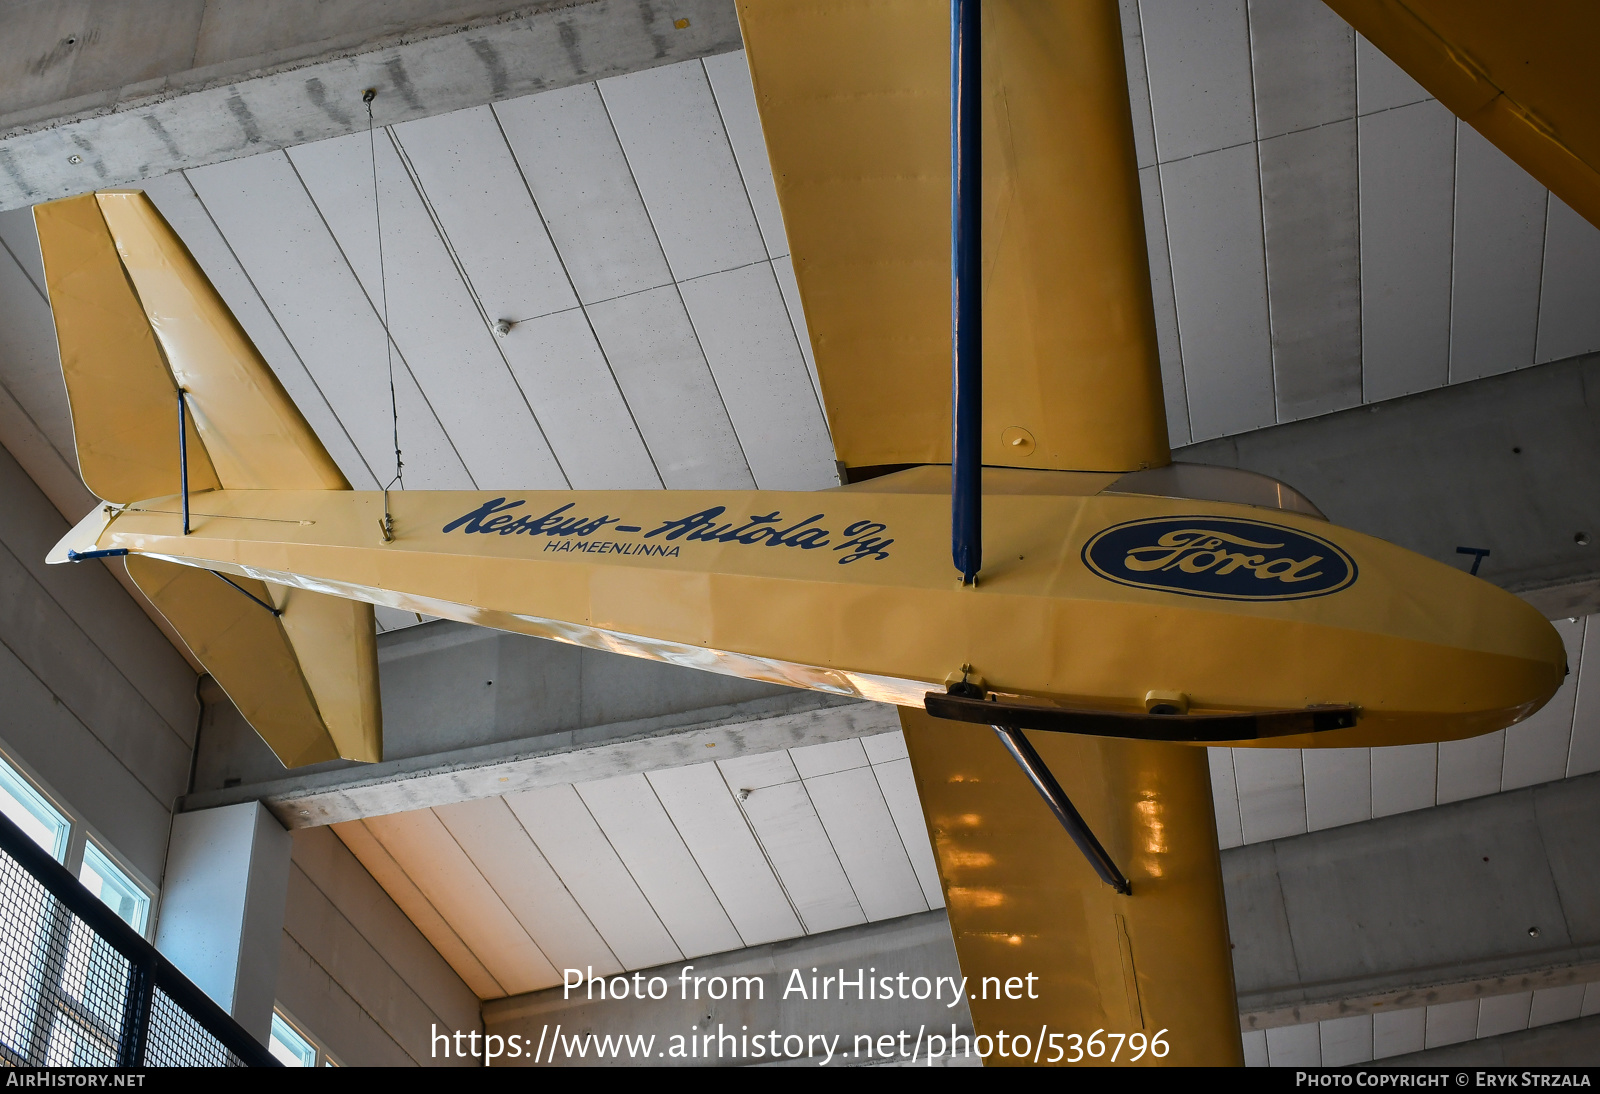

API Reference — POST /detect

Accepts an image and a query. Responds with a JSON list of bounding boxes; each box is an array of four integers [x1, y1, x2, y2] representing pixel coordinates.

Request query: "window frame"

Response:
[[270, 1007, 339, 1067], [0, 739, 158, 940]]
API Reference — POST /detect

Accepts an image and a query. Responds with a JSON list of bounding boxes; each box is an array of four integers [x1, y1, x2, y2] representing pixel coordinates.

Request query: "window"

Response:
[[269, 1010, 337, 1067], [78, 844, 149, 934], [0, 760, 68, 862]]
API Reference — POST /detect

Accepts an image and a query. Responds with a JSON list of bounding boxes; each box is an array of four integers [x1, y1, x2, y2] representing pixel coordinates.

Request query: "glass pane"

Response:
[[269, 1014, 316, 1067], [0, 761, 67, 861], [77, 844, 149, 934]]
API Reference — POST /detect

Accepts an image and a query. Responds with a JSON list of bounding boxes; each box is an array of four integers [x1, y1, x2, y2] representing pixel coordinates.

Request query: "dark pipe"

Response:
[[992, 725, 1133, 894], [951, 0, 982, 585], [178, 389, 190, 536]]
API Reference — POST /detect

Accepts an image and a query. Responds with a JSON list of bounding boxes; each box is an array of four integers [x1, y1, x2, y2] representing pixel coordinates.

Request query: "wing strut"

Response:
[[951, 0, 982, 585]]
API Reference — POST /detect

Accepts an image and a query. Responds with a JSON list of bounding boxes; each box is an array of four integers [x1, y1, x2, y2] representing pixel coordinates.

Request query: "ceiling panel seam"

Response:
[[864, 759, 932, 914], [177, 169, 383, 488], [284, 859, 452, 1035], [784, 761, 873, 930], [0, 534, 191, 758], [707, 759, 815, 936], [639, 770, 752, 950], [698, 58, 826, 434], [386, 811, 545, 992], [429, 803, 568, 980], [386, 126, 574, 490], [0, 234, 45, 305], [1244, 2, 1280, 425], [1352, 30, 1366, 405], [1132, 1, 1192, 442], [593, 78, 756, 486], [1530, 189, 1553, 368], [279, 149, 479, 489], [1445, 119, 1462, 385], [563, 783, 687, 963], [345, 819, 508, 997], [494, 794, 624, 974], [486, 99, 667, 490]]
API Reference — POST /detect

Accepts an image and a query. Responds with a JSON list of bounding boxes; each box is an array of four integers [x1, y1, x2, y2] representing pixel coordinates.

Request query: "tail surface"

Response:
[[35, 191, 380, 767]]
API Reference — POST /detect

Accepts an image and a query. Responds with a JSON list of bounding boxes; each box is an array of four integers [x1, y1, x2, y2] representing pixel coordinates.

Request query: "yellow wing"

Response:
[[737, 1, 1235, 1063], [35, 192, 380, 767], [737, 0, 1169, 474], [1324, 0, 1600, 229]]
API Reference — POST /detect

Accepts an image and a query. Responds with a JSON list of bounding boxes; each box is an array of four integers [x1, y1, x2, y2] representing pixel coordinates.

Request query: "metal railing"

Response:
[[0, 808, 279, 1068]]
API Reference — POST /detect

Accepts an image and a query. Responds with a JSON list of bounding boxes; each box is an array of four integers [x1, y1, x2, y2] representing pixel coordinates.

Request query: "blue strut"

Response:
[[951, 0, 982, 585]]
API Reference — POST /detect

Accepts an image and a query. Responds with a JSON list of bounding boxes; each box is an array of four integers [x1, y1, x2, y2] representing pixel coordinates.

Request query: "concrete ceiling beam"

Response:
[[0, 0, 740, 212]]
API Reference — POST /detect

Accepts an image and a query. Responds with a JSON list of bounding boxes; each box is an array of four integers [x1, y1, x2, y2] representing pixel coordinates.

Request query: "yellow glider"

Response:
[[34, 0, 1576, 1067]]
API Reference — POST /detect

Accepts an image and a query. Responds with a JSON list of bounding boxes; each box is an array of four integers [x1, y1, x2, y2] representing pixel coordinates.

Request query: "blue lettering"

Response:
[[835, 521, 894, 564], [645, 507, 727, 541], [442, 497, 526, 533]]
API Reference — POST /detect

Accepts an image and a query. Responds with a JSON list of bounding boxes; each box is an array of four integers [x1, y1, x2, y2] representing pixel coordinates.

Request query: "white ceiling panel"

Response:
[[1502, 618, 1582, 790], [1138, 164, 1191, 448], [1259, 120, 1362, 421], [1355, 33, 1430, 114], [736, 775, 866, 934], [1479, 992, 1532, 1038], [492, 84, 672, 304], [702, 51, 789, 260], [1373, 1006, 1426, 1057], [1356, 100, 1455, 402], [1208, 749, 1245, 850], [1426, 999, 1480, 1048], [861, 731, 908, 766], [361, 810, 557, 996], [600, 59, 767, 282], [1370, 743, 1438, 818], [1302, 747, 1370, 832], [391, 105, 578, 324], [678, 262, 834, 490], [1448, 124, 1547, 384], [872, 756, 944, 909], [1266, 1022, 1321, 1066], [432, 796, 623, 980], [184, 153, 472, 489], [804, 766, 927, 922], [1161, 143, 1275, 440], [1139, 0, 1256, 162], [1231, 747, 1307, 843], [501, 784, 683, 972], [142, 172, 378, 489], [0, 242, 73, 464], [1320, 1013, 1373, 1066], [1435, 730, 1506, 805], [1118, 0, 1159, 171], [574, 773, 744, 958], [645, 762, 803, 945], [771, 254, 825, 417], [497, 308, 662, 490], [287, 131, 567, 490], [1246, 0, 1354, 139], [791, 738, 869, 780], [1531, 984, 1587, 1027], [1536, 196, 1600, 364], [586, 284, 753, 489], [332, 820, 504, 999], [1568, 619, 1600, 777], [0, 208, 45, 299]]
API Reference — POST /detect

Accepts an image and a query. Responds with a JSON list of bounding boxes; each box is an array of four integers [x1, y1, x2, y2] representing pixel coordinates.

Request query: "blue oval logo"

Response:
[[1082, 516, 1357, 601]]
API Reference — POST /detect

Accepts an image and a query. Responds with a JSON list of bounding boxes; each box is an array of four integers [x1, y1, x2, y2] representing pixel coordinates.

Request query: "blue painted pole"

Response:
[[951, 0, 981, 585]]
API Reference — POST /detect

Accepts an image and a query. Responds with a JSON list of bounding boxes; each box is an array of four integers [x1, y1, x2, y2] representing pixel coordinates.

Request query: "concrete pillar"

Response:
[[154, 802, 292, 1043]]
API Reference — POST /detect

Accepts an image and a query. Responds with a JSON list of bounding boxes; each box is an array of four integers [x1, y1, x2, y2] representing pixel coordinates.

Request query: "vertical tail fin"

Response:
[[36, 191, 381, 767]]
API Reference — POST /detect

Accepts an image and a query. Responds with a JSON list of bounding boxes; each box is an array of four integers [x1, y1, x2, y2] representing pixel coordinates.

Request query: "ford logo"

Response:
[[1082, 516, 1357, 601]]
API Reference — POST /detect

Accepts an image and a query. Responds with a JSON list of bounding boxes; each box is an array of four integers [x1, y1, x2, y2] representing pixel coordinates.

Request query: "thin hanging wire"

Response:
[[366, 89, 403, 542]]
